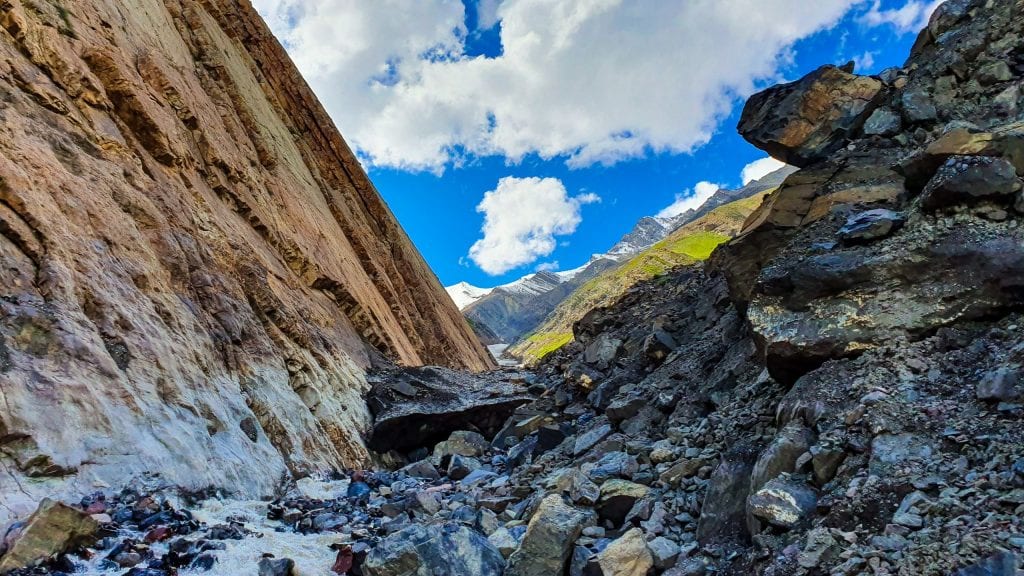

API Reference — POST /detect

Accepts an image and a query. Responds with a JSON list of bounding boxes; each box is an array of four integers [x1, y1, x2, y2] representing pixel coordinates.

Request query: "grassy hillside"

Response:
[[507, 191, 770, 365]]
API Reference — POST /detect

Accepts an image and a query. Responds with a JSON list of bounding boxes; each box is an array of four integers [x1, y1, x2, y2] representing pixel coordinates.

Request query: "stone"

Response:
[[951, 551, 1018, 576], [257, 557, 295, 576], [747, 477, 818, 529], [492, 415, 554, 449], [400, 460, 440, 480], [596, 528, 653, 576], [977, 367, 1021, 401], [862, 107, 902, 136], [809, 445, 846, 485], [505, 494, 589, 576], [587, 452, 639, 483], [433, 430, 490, 459], [901, 88, 938, 123], [648, 537, 681, 570], [574, 423, 613, 456], [739, 65, 883, 166], [606, 397, 646, 424], [584, 334, 624, 369], [696, 444, 757, 544], [363, 523, 505, 576], [488, 527, 523, 558], [598, 480, 650, 526], [749, 422, 813, 494], [660, 459, 707, 485], [921, 156, 1022, 211], [977, 61, 1013, 86], [899, 124, 1024, 190], [367, 366, 532, 452], [837, 209, 906, 244], [0, 499, 99, 573], [447, 455, 481, 481], [797, 528, 838, 569]]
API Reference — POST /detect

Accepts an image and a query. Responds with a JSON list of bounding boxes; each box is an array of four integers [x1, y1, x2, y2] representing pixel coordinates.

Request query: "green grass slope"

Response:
[[507, 191, 770, 365]]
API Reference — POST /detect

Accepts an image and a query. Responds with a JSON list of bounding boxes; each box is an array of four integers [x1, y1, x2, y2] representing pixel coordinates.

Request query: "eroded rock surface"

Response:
[[0, 0, 492, 521]]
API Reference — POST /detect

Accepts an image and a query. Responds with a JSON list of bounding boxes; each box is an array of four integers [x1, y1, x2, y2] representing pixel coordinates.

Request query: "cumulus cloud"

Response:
[[253, 0, 861, 172], [741, 157, 788, 185], [535, 261, 560, 273], [469, 177, 600, 275], [656, 182, 723, 220], [860, 0, 943, 34]]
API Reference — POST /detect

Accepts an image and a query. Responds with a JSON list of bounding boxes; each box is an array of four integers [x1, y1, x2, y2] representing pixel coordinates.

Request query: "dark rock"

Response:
[[837, 209, 906, 244], [901, 88, 938, 123], [597, 480, 649, 526], [697, 444, 757, 545], [977, 367, 1021, 401], [738, 65, 883, 166], [257, 557, 295, 576], [505, 494, 589, 576], [366, 366, 532, 452], [862, 107, 902, 136], [364, 523, 504, 576], [951, 551, 1018, 576], [447, 454, 481, 481], [399, 460, 440, 480], [921, 156, 1022, 210], [747, 477, 818, 529]]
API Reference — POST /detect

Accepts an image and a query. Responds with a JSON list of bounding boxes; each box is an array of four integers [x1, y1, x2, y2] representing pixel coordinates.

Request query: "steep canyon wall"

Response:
[[0, 0, 493, 520]]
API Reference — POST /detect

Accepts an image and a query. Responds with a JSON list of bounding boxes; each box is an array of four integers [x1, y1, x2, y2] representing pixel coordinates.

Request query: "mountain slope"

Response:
[[453, 167, 793, 347], [508, 190, 772, 364]]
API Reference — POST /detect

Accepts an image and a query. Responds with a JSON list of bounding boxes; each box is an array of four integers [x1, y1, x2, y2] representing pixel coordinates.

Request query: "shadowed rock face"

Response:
[[0, 0, 491, 520]]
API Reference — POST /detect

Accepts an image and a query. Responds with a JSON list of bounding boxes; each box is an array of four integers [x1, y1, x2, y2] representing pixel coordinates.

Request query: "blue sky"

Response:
[[253, 0, 938, 287]]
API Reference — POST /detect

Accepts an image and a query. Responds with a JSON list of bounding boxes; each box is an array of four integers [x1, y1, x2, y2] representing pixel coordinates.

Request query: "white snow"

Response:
[[445, 281, 493, 309]]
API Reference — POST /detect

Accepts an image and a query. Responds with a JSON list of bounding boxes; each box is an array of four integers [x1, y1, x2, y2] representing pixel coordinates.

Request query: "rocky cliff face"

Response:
[[0, 0, 492, 521]]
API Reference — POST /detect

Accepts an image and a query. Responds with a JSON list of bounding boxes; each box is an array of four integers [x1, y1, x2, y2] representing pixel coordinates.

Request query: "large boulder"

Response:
[[363, 523, 505, 576], [366, 366, 532, 452], [738, 65, 884, 167], [596, 528, 654, 576], [0, 499, 99, 573], [505, 494, 589, 576], [696, 443, 758, 545]]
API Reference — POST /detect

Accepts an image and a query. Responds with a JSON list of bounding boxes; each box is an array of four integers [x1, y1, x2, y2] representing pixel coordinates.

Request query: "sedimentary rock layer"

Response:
[[0, 0, 492, 520]]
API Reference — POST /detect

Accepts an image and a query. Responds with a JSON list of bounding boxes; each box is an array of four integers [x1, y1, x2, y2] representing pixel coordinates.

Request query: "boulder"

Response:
[[399, 460, 440, 480], [647, 537, 681, 570], [598, 480, 650, 526], [257, 557, 296, 576], [749, 422, 814, 494], [433, 430, 490, 459], [596, 528, 653, 576], [898, 123, 1024, 190], [696, 444, 757, 545], [584, 334, 623, 369], [505, 494, 589, 576], [920, 156, 1022, 211], [901, 88, 938, 123], [573, 423, 613, 456], [951, 551, 1018, 576], [366, 366, 532, 452], [862, 107, 902, 136], [837, 209, 906, 244], [0, 499, 99, 573], [738, 65, 883, 167], [976, 367, 1021, 401], [363, 523, 505, 576], [747, 477, 818, 529]]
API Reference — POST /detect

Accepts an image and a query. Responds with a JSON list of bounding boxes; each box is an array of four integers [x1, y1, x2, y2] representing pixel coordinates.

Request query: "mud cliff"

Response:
[[0, 0, 492, 520]]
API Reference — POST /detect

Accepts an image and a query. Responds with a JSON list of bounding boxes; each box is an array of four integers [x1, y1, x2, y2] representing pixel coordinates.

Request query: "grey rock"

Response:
[[977, 367, 1021, 401], [400, 460, 440, 480], [921, 156, 1022, 211], [505, 494, 589, 576], [902, 89, 938, 123], [696, 444, 757, 545], [749, 422, 813, 494], [434, 430, 489, 459], [977, 61, 1013, 86], [597, 480, 650, 526], [363, 523, 505, 576], [648, 536, 681, 570], [862, 107, 902, 136], [573, 423, 612, 456], [257, 557, 295, 576], [837, 209, 906, 244], [584, 334, 624, 369], [747, 476, 818, 529], [951, 551, 1018, 576]]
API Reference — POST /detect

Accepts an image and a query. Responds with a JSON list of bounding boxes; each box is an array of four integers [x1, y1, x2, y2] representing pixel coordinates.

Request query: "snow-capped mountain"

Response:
[[449, 165, 796, 345], [445, 282, 493, 310]]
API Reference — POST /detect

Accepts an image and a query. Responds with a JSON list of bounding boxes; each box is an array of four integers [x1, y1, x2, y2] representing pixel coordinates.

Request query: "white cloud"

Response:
[[852, 50, 876, 72], [741, 156, 788, 185], [657, 182, 722, 219], [535, 261, 560, 273], [860, 0, 943, 34], [469, 177, 600, 275], [254, 0, 862, 172]]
